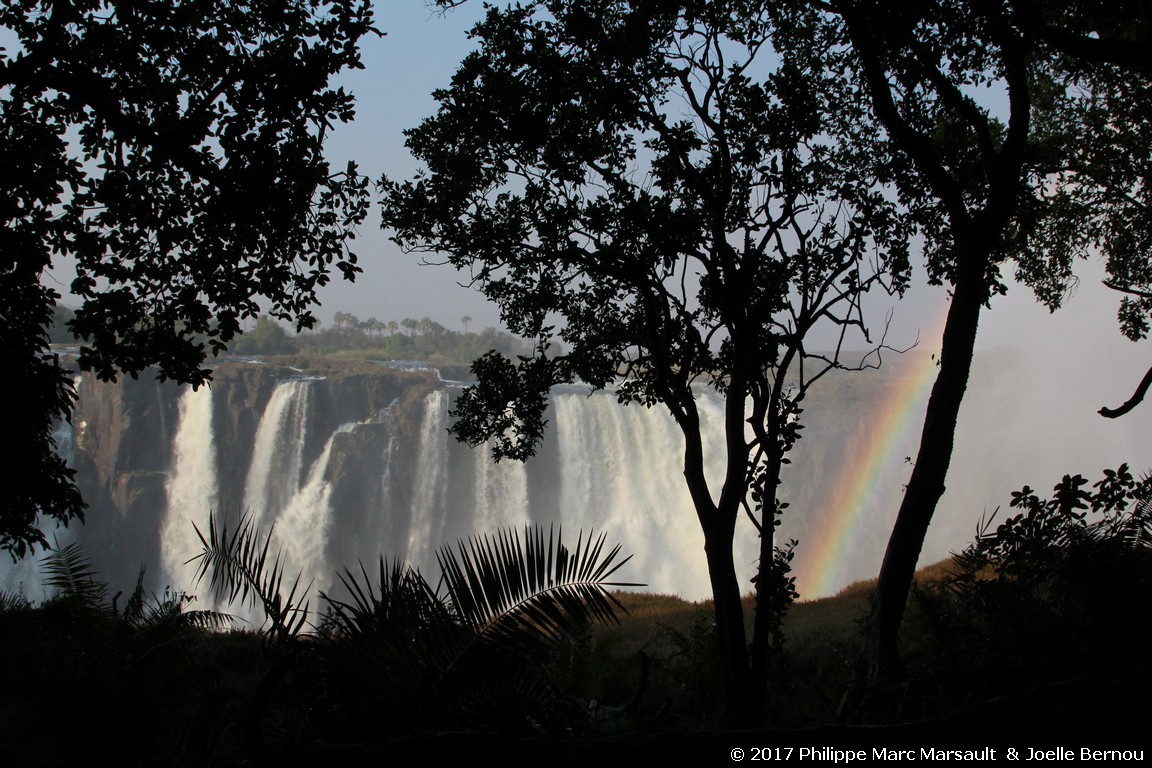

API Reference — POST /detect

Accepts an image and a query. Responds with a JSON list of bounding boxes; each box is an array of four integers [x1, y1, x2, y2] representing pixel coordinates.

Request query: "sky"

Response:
[[24, 0, 1147, 374], [325, 3, 1152, 578], [322, 2, 1152, 419], [318, 2, 1147, 365], [314, 1, 504, 333]]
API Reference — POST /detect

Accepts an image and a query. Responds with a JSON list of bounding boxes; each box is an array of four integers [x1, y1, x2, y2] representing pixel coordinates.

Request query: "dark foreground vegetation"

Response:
[[4, 468, 1151, 765]]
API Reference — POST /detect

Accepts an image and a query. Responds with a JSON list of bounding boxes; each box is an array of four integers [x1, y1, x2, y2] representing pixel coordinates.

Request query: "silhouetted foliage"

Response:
[[947, 465, 1152, 631], [1, 0, 375, 557], [772, 0, 1151, 696], [187, 510, 637, 738], [320, 525, 637, 736], [190, 514, 311, 648], [383, 0, 910, 727], [0, 543, 239, 765], [906, 465, 1152, 717], [1008, 2, 1152, 416]]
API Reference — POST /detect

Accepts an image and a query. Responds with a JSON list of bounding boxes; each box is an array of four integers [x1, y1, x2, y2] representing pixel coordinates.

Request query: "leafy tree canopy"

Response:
[[383, 0, 914, 725], [1007, 1, 1152, 416], [1, 0, 375, 557], [789, 0, 1150, 701]]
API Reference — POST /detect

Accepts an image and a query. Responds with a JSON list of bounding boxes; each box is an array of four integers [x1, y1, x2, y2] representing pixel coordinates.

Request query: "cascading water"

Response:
[[407, 389, 451, 571], [243, 379, 313, 531], [4, 365, 894, 604], [161, 385, 219, 597], [13, 349, 1150, 608], [551, 389, 737, 598], [404, 388, 532, 575], [471, 442, 529, 534], [272, 422, 354, 597]]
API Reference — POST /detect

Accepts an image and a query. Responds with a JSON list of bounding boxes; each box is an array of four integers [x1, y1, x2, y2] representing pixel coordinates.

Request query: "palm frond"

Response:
[[119, 565, 149, 623], [324, 558, 461, 660], [437, 525, 640, 651], [42, 541, 108, 609], [320, 561, 442, 733], [324, 559, 456, 637], [319, 528, 638, 736], [0, 588, 31, 613], [188, 511, 309, 644]]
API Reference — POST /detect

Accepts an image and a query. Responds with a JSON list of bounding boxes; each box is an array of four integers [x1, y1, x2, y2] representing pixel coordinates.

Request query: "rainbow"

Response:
[[793, 304, 951, 599]]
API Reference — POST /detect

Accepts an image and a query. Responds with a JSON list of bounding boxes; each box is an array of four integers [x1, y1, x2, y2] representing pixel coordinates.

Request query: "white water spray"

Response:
[[161, 385, 218, 596], [243, 380, 312, 530], [270, 424, 353, 599], [408, 390, 450, 571]]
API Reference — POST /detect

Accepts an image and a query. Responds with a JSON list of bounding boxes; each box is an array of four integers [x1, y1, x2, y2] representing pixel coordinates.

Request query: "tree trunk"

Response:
[[844, 242, 991, 718], [680, 380, 758, 728], [748, 450, 786, 726], [700, 508, 756, 728]]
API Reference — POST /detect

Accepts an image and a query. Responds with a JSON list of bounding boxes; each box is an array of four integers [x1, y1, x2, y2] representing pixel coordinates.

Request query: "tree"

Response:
[[232, 317, 300, 356], [779, 0, 1044, 707], [383, 1, 911, 725], [1, 0, 375, 557], [788, 0, 1148, 708], [48, 304, 77, 344], [1005, 1, 1151, 418]]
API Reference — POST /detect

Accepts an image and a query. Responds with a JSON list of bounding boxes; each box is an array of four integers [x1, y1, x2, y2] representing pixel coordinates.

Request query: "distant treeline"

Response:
[[233, 314, 529, 365], [48, 305, 78, 344], [48, 306, 529, 367]]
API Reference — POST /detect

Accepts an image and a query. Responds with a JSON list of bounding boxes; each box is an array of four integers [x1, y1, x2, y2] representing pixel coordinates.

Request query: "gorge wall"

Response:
[[9, 349, 1149, 608]]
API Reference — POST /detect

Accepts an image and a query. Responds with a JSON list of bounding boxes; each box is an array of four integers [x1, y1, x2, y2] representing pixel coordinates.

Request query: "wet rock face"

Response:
[[41, 353, 989, 604], [59, 356, 914, 602], [68, 358, 436, 594]]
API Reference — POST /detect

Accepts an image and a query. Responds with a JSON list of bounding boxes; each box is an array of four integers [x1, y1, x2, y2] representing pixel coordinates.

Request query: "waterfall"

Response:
[[552, 390, 743, 598], [407, 390, 450, 572], [270, 424, 353, 600], [243, 380, 312, 530], [62, 376, 775, 604], [161, 385, 218, 597], [38, 355, 1131, 608], [471, 438, 529, 535]]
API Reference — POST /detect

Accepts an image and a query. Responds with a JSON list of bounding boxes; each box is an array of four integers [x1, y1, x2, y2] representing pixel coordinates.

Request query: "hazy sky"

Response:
[[329, 2, 1152, 515], [322, 4, 1150, 375], [315, 1, 503, 333]]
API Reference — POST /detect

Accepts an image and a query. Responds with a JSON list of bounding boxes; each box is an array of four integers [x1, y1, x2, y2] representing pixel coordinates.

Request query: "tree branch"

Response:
[[1099, 362, 1152, 418]]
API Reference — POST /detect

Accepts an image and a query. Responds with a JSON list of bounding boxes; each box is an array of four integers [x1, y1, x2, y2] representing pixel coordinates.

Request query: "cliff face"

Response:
[[60, 355, 933, 601], [34, 351, 1068, 604], [70, 358, 437, 593]]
